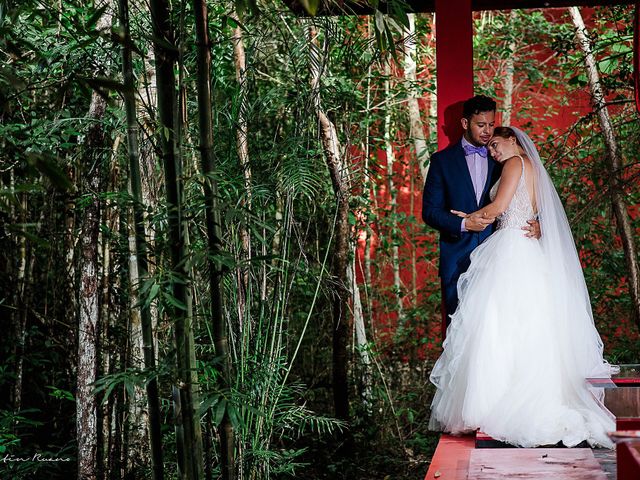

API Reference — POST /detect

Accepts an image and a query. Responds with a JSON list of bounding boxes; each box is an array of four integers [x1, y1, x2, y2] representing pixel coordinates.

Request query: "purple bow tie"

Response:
[[463, 144, 488, 157]]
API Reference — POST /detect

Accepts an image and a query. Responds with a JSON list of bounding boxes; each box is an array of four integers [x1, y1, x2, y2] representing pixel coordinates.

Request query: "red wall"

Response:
[[354, 7, 638, 359]]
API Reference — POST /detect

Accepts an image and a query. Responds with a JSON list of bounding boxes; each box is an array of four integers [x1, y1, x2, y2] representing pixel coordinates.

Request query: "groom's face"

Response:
[[461, 111, 496, 147]]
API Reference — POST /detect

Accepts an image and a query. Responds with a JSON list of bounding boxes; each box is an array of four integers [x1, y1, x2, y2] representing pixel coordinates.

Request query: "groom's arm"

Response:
[[422, 155, 465, 237]]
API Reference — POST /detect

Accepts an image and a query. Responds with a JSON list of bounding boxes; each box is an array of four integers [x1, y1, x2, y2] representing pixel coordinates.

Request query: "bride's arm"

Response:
[[453, 156, 522, 221]]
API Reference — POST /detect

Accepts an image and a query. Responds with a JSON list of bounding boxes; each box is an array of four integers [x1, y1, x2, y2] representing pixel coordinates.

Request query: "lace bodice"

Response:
[[489, 156, 536, 230]]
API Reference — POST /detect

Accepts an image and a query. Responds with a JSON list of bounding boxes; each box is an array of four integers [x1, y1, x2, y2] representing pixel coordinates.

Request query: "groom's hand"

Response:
[[523, 219, 541, 239]]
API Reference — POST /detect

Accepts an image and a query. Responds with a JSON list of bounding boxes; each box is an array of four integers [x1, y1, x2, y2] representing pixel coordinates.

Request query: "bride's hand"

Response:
[[450, 210, 468, 218], [462, 211, 496, 222], [460, 211, 495, 232]]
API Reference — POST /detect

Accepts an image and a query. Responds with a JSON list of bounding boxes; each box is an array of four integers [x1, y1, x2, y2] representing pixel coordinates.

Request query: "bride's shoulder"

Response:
[[498, 156, 524, 181], [502, 155, 524, 169]]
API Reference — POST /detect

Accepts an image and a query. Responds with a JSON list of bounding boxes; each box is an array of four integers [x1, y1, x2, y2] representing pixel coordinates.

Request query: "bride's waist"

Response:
[[496, 216, 535, 230], [496, 224, 533, 230]]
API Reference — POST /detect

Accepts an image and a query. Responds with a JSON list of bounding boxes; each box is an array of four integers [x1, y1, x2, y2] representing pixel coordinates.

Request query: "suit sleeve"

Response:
[[422, 154, 464, 237]]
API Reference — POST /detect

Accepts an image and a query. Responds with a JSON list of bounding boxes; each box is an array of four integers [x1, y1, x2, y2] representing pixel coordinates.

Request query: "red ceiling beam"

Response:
[[470, 0, 635, 10], [286, 0, 636, 15]]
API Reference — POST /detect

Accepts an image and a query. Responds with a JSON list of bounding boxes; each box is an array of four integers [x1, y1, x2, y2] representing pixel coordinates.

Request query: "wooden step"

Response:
[[475, 430, 591, 449], [588, 366, 640, 418], [475, 430, 511, 448], [467, 448, 606, 479]]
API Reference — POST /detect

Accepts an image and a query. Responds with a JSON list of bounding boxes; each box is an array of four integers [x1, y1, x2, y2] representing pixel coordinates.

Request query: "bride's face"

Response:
[[488, 135, 518, 162]]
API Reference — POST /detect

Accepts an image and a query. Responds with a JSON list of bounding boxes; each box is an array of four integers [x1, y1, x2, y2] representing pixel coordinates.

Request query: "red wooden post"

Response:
[[436, 0, 474, 150], [618, 439, 640, 480], [435, 0, 474, 339]]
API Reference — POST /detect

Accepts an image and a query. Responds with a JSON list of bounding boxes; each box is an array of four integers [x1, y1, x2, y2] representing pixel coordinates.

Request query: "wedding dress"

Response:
[[428, 129, 615, 448]]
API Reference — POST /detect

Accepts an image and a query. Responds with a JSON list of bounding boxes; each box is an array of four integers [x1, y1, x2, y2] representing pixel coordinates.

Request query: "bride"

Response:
[[428, 126, 616, 448]]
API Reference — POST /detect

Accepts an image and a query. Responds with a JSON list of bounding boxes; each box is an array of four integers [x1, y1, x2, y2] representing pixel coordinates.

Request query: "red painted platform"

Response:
[[424, 434, 475, 480]]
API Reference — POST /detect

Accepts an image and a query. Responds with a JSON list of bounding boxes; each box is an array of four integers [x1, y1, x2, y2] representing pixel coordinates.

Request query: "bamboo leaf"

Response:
[[80, 76, 128, 94], [0, 66, 27, 90], [227, 405, 241, 429], [298, 0, 320, 16], [26, 152, 73, 191], [146, 283, 161, 307], [162, 291, 187, 311], [86, 5, 108, 30], [6, 225, 51, 249], [234, 0, 259, 19], [213, 398, 227, 425]]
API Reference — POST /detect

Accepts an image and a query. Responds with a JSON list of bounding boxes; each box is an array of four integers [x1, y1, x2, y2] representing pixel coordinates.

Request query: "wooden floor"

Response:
[[468, 448, 606, 479], [424, 367, 640, 478], [424, 433, 615, 479]]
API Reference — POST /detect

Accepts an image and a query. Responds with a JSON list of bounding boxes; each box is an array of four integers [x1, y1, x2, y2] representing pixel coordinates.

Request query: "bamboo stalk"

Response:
[[192, 0, 235, 478], [148, 0, 204, 477], [118, 0, 164, 477]]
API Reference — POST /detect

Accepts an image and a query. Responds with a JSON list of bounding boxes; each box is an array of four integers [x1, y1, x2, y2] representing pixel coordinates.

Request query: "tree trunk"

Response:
[[569, 7, 640, 328], [148, 0, 204, 477], [348, 252, 372, 414], [124, 215, 149, 478], [410, 167, 417, 303], [119, 0, 164, 477], [11, 187, 28, 416], [231, 12, 253, 346], [98, 151, 119, 478], [231, 17, 252, 212], [137, 54, 162, 362], [192, 0, 234, 478], [403, 13, 429, 183], [77, 71, 105, 480], [502, 10, 517, 126], [384, 64, 404, 326], [77, 5, 112, 479], [363, 27, 374, 318], [308, 25, 351, 421]]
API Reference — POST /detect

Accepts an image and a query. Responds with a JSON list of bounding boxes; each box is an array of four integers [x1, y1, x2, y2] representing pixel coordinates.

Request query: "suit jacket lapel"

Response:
[[481, 156, 499, 202], [453, 142, 479, 208]]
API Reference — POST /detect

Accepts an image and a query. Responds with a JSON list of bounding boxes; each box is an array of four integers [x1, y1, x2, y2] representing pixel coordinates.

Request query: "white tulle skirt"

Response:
[[429, 228, 615, 448]]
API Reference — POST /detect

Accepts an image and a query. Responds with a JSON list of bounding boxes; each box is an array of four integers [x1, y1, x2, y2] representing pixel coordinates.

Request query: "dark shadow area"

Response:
[[441, 100, 465, 147]]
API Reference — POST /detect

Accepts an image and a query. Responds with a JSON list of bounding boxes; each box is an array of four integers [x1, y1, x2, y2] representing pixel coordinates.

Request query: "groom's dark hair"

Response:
[[463, 95, 497, 119]]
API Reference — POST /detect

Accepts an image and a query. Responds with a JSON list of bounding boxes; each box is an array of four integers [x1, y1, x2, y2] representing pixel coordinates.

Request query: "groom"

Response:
[[422, 95, 539, 336]]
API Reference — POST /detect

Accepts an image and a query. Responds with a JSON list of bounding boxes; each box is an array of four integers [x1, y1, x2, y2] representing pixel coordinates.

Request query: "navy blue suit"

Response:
[[422, 141, 502, 324]]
